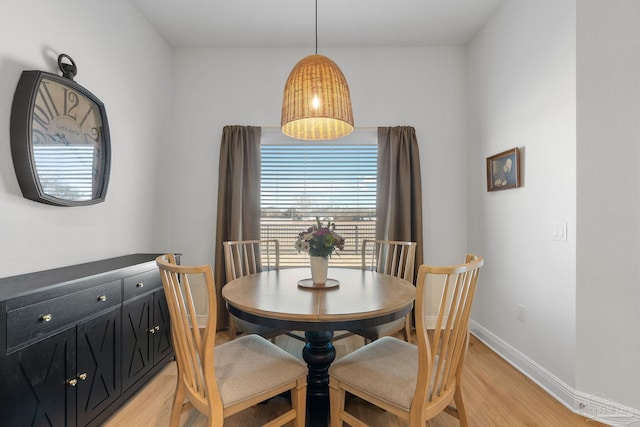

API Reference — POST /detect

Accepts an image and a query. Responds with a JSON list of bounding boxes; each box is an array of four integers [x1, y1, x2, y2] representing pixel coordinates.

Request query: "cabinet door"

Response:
[[152, 289, 173, 362], [0, 328, 76, 427], [76, 308, 121, 426], [121, 295, 153, 390]]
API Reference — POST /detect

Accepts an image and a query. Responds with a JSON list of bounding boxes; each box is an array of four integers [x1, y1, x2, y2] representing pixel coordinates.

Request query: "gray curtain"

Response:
[[213, 125, 261, 329], [377, 126, 424, 280]]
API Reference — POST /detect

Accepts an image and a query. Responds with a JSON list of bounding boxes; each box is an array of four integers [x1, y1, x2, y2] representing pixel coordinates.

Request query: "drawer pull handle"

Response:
[[136, 282, 144, 288], [67, 378, 78, 387], [155, 325, 160, 331], [149, 328, 156, 334], [79, 373, 88, 381], [40, 314, 53, 322], [98, 295, 107, 302]]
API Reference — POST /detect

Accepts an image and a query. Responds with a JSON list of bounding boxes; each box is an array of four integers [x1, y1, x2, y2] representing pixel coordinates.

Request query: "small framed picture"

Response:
[[486, 148, 521, 191]]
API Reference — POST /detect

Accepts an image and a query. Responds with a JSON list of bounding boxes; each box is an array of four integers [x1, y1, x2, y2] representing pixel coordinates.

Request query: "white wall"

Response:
[[576, 0, 640, 412], [0, 0, 174, 277], [467, 0, 578, 398], [169, 47, 469, 268], [469, 0, 640, 418]]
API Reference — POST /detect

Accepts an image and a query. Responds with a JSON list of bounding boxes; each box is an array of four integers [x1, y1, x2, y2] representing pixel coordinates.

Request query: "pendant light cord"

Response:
[[315, 0, 318, 54]]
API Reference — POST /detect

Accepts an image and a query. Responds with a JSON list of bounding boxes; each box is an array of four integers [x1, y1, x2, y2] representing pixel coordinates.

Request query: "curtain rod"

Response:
[[261, 126, 377, 131], [261, 127, 377, 145]]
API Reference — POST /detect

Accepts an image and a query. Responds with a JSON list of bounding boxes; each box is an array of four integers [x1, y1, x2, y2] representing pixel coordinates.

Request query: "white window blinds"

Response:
[[261, 129, 377, 267], [33, 145, 96, 201]]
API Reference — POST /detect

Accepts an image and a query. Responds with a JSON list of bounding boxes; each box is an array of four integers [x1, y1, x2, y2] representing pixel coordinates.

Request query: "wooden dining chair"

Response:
[[348, 239, 417, 343], [156, 254, 307, 427], [329, 254, 484, 427], [223, 239, 285, 340]]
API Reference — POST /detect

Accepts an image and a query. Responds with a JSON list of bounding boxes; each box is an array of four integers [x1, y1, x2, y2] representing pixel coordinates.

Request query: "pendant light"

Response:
[[281, 0, 354, 140]]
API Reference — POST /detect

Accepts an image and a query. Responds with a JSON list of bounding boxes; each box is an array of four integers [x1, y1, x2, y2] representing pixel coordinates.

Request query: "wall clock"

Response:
[[10, 54, 111, 206]]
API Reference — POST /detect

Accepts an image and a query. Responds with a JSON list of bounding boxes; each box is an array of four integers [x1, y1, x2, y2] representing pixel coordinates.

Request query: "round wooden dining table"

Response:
[[222, 267, 416, 426]]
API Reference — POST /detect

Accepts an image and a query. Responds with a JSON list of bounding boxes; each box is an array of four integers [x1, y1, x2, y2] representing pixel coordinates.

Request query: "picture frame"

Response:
[[486, 147, 521, 191]]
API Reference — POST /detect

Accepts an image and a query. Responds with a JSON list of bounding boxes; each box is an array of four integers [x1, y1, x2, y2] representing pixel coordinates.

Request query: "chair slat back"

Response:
[[223, 240, 280, 281], [361, 240, 417, 282], [156, 254, 223, 417], [413, 254, 484, 410]]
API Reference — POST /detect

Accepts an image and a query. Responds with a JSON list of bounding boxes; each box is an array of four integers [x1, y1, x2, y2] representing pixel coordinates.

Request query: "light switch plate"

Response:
[[552, 221, 568, 242]]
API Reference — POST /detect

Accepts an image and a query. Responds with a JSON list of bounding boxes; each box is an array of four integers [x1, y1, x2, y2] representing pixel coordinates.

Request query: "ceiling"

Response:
[[131, 0, 506, 48]]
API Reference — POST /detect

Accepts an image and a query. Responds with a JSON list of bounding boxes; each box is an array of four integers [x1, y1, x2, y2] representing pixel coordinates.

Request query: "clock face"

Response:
[[32, 76, 103, 148], [10, 70, 110, 206]]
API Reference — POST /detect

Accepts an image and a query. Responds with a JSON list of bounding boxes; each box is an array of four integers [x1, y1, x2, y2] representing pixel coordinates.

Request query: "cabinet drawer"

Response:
[[123, 269, 161, 300], [6, 280, 121, 350]]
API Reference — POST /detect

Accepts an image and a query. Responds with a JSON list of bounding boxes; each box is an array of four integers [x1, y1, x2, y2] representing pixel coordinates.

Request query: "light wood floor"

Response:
[[104, 331, 603, 427]]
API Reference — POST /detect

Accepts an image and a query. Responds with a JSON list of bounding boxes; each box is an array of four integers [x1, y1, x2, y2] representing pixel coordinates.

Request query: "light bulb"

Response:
[[311, 94, 320, 109]]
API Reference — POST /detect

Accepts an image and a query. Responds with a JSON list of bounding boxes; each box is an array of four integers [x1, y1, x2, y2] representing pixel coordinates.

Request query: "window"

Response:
[[261, 128, 377, 267]]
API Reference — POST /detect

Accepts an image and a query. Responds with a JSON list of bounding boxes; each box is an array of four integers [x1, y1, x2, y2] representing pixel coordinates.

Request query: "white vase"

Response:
[[310, 256, 329, 285]]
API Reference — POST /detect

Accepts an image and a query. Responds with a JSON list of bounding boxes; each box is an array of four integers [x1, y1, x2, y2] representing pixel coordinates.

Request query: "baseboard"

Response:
[[469, 320, 640, 426], [424, 315, 444, 330], [198, 315, 208, 329]]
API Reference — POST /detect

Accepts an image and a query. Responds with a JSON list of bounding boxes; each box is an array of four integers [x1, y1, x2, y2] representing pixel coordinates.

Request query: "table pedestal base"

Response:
[[303, 330, 335, 426]]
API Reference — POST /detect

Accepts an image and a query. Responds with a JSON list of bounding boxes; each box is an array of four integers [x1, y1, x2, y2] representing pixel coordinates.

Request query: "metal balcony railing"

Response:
[[260, 219, 376, 268]]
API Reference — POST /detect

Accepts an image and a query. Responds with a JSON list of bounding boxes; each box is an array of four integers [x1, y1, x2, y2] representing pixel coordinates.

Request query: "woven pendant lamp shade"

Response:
[[281, 54, 354, 140]]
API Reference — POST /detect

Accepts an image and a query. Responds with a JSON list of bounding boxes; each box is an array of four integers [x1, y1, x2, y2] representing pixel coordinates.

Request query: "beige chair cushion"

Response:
[[215, 334, 307, 407], [329, 336, 417, 411]]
